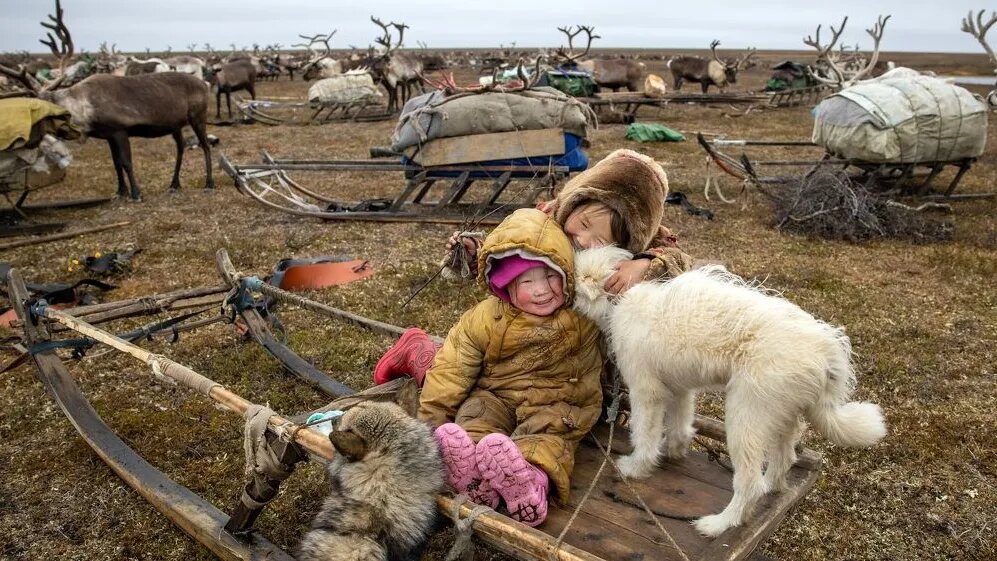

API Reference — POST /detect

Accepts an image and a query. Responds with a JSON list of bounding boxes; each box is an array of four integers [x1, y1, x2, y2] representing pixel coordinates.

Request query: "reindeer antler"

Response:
[[391, 22, 409, 49], [804, 17, 850, 87], [556, 25, 599, 64], [961, 9, 997, 67], [804, 15, 890, 89], [736, 47, 757, 70], [371, 16, 395, 54], [295, 31, 336, 57], [0, 0, 73, 94]]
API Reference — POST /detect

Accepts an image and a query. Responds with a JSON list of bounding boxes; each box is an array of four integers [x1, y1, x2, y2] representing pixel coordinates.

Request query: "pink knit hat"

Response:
[[487, 254, 547, 303]]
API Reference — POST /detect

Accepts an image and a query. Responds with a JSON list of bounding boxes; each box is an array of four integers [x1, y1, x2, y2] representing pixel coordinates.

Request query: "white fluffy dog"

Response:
[[574, 246, 887, 537]]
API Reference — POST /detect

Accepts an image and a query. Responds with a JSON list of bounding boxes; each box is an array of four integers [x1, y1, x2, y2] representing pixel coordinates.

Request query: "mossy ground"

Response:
[[1, 50, 994, 561]]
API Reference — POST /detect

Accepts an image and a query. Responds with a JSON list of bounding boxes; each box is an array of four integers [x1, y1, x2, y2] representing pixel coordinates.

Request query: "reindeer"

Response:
[[961, 9, 997, 107], [0, 0, 214, 200], [206, 59, 256, 119], [370, 16, 424, 113], [296, 31, 342, 80], [556, 25, 646, 92], [668, 40, 756, 93], [803, 15, 890, 90], [162, 55, 206, 77]]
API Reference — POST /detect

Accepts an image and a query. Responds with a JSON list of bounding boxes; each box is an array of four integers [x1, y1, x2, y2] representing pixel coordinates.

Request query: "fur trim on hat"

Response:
[[553, 149, 668, 253]]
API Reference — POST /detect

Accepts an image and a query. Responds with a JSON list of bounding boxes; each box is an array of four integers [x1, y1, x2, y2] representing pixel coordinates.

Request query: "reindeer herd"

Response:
[[2, 0, 995, 201]]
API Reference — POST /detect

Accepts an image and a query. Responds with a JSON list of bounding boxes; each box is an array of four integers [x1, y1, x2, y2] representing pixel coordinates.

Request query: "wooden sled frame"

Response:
[[697, 132, 992, 200], [765, 84, 833, 107], [6, 250, 824, 561], [234, 95, 394, 126], [220, 150, 569, 225]]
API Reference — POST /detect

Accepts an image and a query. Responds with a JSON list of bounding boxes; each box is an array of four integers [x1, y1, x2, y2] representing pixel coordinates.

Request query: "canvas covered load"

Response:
[[390, 87, 595, 152], [812, 69, 988, 164], [307, 72, 384, 105]]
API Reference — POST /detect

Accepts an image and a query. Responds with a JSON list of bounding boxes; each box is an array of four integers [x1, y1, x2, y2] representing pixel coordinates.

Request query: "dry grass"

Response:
[[1, 51, 995, 561]]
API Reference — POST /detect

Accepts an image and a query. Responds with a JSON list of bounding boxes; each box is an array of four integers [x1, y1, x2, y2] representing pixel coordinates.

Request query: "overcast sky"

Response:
[[0, 0, 992, 54]]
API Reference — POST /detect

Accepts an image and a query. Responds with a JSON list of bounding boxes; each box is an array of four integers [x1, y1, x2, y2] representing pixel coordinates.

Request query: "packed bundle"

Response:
[[812, 69, 988, 163], [307, 71, 384, 106]]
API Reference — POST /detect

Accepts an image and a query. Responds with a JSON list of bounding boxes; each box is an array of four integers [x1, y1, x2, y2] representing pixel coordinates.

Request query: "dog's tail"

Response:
[[806, 327, 887, 448]]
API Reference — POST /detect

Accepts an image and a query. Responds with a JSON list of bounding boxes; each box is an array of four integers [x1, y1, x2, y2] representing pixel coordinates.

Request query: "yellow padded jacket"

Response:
[[418, 208, 604, 502]]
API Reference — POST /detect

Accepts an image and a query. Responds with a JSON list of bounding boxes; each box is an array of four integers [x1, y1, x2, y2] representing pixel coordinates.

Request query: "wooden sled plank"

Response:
[[542, 422, 820, 561], [409, 128, 566, 167], [215, 249, 355, 398], [6, 269, 294, 561]]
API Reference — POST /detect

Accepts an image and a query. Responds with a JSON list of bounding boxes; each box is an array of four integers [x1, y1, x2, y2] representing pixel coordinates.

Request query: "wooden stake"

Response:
[[0, 221, 130, 251]]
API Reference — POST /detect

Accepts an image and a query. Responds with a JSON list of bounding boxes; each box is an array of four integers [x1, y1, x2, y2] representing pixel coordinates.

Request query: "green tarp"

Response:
[[625, 123, 685, 143]]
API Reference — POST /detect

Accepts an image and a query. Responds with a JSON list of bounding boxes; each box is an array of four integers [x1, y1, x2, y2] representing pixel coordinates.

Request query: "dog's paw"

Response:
[[662, 437, 691, 459], [616, 454, 654, 479], [693, 514, 734, 537]]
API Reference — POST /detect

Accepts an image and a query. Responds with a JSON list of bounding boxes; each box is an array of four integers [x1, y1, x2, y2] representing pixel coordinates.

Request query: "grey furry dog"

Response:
[[297, 400, 444, 561]]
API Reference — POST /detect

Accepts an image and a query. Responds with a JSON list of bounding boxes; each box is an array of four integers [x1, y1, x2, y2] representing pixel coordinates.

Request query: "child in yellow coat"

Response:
[[418, 208, 603, 527]]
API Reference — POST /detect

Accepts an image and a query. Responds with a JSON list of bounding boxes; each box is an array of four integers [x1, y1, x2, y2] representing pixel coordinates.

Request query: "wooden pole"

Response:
[[37, 303, 600, 561], [40, 306, 333, 456], [0, 221, 130, 251]]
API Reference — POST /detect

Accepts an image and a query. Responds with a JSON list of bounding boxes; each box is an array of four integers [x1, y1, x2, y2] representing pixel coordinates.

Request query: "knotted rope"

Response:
[[444, 494, 492, 561], [241, 404, 297, 509], [547, 369, 622, 560]]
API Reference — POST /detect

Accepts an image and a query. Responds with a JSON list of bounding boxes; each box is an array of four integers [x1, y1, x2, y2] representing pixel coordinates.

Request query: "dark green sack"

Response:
[[537, 70, 598, 98], [625, 123, 685, 143]]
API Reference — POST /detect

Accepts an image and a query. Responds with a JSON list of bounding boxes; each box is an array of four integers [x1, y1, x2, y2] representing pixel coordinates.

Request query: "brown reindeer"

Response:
[[207, 59, 257, 119], [668, 40, 755, 93], [0, 0, 214, 200], [556, 25, 646, 92], [370, 16, 424, 112]]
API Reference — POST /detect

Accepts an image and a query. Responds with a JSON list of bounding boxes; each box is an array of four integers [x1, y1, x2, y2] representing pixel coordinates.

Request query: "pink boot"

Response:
[[475, 434, 549, 527], [434, 424, 500, 509], [372, 328, 441, 387]]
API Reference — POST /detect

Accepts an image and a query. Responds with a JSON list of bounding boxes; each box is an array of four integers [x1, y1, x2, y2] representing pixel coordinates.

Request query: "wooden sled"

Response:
[[576, 91, 772, 123], [6, 252, 823, 561], [220, 150, 569, 225], [697, 133, 992, 200], [235, 95, 393, 126], [765, 85, 833, 107]]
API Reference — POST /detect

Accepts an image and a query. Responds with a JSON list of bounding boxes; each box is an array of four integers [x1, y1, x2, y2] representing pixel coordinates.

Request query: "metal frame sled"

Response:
[[3, 250, 824, 561], [220, 150, 572, 225], [235, 95, 393, 126], [697, 133, 992, 200]]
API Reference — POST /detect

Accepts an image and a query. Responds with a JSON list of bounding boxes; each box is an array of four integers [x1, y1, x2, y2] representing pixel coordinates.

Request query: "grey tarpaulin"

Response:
[[812, 68, 988, 163], [390, 87, 596, 152]]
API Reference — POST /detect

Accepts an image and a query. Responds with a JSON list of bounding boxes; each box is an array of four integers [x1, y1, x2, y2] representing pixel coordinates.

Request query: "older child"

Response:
[[374, 149, 692, 386], [418, 208, 603, 527], [449, 148, 691, 292]]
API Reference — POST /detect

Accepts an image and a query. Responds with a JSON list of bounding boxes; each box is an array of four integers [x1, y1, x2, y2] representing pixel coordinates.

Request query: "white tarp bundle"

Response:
[[307, 71, 383, 105], [812, 68, 988, 163]]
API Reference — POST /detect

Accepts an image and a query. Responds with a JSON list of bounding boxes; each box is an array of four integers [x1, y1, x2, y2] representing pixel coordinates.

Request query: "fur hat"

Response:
[[552, 149, 668, 253]]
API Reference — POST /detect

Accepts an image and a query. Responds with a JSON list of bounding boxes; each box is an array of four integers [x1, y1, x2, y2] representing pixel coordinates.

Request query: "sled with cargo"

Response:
[[3, 247, 822, 561]]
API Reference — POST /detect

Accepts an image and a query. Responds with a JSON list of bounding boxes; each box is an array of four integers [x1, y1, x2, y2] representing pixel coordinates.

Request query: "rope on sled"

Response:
[[550, 368, 691, 561], [548, 369, 623, 560], [445, 494, 493, 561]]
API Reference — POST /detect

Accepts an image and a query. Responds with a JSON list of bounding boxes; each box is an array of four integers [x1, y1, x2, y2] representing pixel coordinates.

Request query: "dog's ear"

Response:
[[394, 378, 420, 418], [329, 430, 368, 462]]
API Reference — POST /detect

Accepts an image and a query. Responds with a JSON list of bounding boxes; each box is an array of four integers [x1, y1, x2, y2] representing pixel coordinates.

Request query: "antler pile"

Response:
[[423, 57, 543, 96]]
